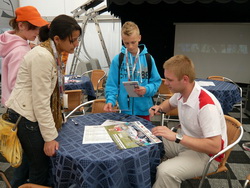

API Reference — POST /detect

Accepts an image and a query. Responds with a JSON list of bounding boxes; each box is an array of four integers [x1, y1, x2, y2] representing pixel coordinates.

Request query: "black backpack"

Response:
[[118, 52, 152, 85]]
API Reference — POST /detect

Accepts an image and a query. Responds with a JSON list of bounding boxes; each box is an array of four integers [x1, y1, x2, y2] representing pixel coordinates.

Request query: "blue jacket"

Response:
[[105, 44, 161, 116]]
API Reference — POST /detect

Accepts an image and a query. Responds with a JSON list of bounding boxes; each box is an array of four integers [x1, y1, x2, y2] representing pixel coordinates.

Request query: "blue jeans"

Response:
[[10, 153, 29, 188], [8, 109, 50, 186]]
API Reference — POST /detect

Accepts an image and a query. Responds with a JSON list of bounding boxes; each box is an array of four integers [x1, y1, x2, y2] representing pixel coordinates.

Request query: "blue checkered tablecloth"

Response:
[[196, 79, 241, 114], [65, 75, 96, 99], [50, 113, 162, 188]]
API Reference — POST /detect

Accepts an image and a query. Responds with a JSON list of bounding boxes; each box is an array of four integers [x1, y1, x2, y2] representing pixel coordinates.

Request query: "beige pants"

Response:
[[153, 138, 220, 188]]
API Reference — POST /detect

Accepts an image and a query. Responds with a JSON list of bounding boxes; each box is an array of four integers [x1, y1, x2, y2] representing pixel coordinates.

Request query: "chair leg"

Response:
[[161, 113, 165, 126], [243, 179, 249, 188], [226, 170, 233, 188], [96, 90, 98, 98], [0, 170, 12, 188], [243, 174, 250, 188], [155, 96, 159, 105], [240, 104, 242, 124]]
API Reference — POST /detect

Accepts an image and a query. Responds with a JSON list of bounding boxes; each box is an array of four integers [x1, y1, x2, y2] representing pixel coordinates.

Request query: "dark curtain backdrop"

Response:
[[107, 0, 250, 77]]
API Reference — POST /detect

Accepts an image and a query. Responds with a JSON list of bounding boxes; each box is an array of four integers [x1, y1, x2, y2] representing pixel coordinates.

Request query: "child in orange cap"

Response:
[[0, 6, 48, 106], [0, 6, 48, 188]]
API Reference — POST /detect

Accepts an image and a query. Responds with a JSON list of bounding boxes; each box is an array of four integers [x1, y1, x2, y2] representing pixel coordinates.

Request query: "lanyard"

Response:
[[125, 48, 140, 81], [50, 39, 65, 107]]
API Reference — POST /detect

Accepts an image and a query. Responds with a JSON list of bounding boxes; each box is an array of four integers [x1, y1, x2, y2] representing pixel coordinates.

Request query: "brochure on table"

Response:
[[82, 120, 162, 149]]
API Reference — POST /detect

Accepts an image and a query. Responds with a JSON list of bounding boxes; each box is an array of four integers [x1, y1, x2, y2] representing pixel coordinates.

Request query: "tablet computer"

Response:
[[122, 81, 141, 97]]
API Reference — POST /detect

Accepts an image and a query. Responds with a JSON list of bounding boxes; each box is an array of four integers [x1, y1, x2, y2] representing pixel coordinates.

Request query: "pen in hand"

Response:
[[151, 108, 166, 114]]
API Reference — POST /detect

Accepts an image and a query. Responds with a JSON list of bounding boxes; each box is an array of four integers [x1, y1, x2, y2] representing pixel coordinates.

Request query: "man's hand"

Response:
[[44, 140, 59, 157], [149, 105, 163, 117], [152, 125, 222, 154], [152, 126, 176, 142]]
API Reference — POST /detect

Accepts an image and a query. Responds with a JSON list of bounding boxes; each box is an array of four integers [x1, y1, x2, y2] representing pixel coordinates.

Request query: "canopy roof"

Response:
[[107, 0, 247, 5], [107, 0, 250, 22], [106, 0, 250, 78]]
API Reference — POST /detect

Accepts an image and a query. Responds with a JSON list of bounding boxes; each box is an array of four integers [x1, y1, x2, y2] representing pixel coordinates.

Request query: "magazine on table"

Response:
[[104, 121, 162, 149]]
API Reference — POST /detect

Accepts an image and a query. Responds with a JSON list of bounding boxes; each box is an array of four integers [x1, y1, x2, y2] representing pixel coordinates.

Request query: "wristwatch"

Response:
[[175, 133, 183, 143]]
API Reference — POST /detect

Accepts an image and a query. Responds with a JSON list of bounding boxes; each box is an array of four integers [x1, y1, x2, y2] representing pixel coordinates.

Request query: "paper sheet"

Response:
[[82, 126, 113, 144], [101, 119, 126, 126], [197, 81, 215, 87]]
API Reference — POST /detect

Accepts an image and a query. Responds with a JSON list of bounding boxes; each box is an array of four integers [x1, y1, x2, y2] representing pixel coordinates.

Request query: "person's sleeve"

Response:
[[105, 55, 119, 106], [199, 104, 222, 138], [169, 93, 179, 108], [7, 47, 30, 90], [144, 56, 161, 96], [30, 50, 58, 142]]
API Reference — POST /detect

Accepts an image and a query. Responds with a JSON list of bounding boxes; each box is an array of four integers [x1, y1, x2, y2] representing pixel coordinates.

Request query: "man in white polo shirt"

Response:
[[149, 55, 227, 188]]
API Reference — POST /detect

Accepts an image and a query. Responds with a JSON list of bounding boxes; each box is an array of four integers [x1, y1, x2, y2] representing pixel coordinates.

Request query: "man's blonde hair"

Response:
[[163, 55, 196, 82], [121, 21, 140, 36]]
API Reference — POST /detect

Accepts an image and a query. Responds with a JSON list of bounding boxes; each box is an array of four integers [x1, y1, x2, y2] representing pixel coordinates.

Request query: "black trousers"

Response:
[[7, 109, 50, 186]]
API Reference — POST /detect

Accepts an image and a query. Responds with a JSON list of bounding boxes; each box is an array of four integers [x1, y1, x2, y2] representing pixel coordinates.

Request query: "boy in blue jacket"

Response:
[[104, 21, 161, 120]]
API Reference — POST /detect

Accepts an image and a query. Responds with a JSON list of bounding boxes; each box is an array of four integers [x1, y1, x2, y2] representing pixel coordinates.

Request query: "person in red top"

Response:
[[149, 55, 227, 188]]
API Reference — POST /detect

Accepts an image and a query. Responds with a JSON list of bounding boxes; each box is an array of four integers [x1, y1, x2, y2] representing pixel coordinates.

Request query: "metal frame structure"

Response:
[[69, 0, 111, 75]]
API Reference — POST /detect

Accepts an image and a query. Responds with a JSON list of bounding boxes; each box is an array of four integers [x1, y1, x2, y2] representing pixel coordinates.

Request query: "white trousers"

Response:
[[153, 138, 220, 188]]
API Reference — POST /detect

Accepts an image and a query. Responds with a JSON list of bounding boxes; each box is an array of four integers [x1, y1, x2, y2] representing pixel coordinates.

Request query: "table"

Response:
[[65, 75, 96, 100], [50, 113, 162, 188], [196, 78, 241, 114]]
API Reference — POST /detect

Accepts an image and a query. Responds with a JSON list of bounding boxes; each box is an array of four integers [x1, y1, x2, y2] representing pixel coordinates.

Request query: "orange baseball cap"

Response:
[[15, 6, 49, 27]]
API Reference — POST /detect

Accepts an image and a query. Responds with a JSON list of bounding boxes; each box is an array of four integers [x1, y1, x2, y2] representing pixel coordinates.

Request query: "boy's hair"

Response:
[[163, 55, 196, 82], [121, 21, 140, 36]]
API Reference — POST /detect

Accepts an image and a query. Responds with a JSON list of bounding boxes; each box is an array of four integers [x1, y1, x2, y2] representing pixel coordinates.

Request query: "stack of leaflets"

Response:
[[104, 121, 162, 149]]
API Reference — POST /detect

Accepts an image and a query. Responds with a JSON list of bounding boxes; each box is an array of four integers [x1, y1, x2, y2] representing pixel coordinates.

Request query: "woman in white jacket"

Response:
[[5, 14, 81, 186]]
